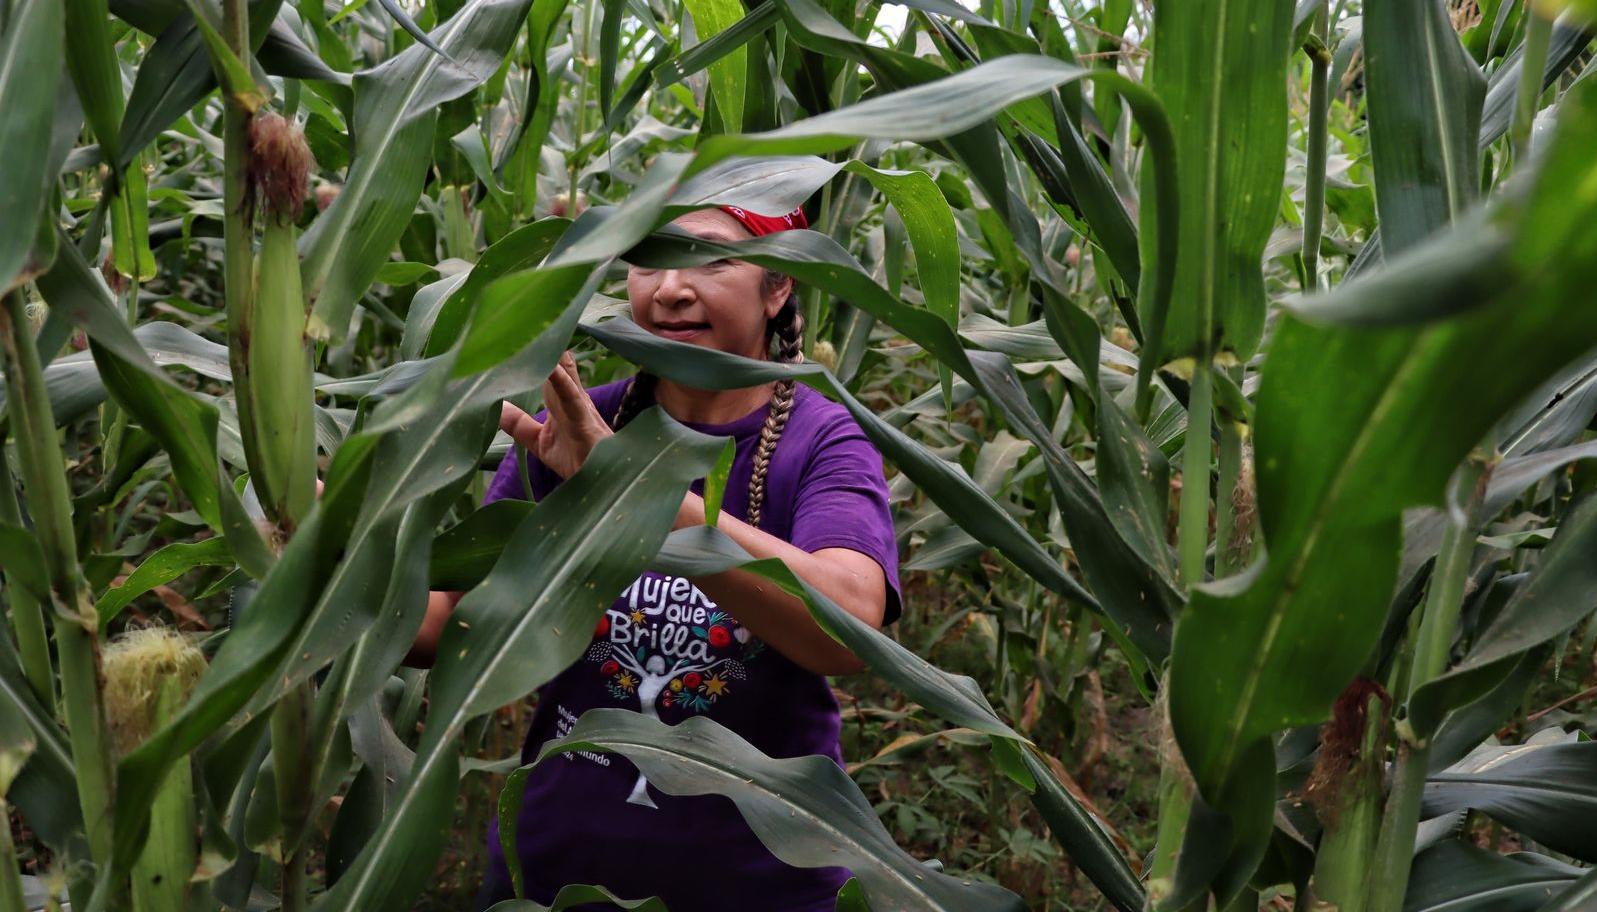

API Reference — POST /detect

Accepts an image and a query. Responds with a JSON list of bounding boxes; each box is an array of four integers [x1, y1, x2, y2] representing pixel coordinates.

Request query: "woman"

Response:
[[410, 204, 903, 911]]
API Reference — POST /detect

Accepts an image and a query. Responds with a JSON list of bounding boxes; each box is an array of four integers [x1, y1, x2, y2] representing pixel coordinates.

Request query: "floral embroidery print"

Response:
[[578, 574, 764, 807], [583, 580, 761, 713]]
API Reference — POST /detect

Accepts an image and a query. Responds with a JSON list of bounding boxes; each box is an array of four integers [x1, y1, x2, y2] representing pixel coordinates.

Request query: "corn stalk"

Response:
[[0, 290, 117, 879]]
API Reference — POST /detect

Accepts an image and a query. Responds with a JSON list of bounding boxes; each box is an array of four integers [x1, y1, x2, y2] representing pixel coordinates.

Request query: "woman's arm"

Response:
[[671, 493, 886, 676], [407, 505, 886, 675], [406, 590, 462, 668]]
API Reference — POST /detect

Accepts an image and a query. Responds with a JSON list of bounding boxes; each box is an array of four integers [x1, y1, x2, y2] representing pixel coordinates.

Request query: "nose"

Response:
[[653, 269, 697, 309]]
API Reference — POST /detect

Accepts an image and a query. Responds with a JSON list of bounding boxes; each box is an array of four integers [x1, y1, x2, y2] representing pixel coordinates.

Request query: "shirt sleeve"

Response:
[[482, 446, 531, 506], [787, 416, 904, 626]]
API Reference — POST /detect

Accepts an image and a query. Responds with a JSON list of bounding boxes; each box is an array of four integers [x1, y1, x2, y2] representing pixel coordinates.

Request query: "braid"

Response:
[[746, 294, 804, 529], [610, 372, 659, 431]]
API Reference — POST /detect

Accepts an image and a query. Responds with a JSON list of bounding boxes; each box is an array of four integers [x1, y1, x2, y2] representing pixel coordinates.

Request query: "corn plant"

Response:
[[2, 0, 1596, 909]]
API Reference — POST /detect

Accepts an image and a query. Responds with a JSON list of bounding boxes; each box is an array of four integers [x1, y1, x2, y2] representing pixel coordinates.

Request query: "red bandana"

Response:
[[718, 204, 809, 236]]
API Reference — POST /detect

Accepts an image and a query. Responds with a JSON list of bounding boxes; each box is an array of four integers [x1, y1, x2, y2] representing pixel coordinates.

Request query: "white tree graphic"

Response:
[[586, 640, 744, 808]]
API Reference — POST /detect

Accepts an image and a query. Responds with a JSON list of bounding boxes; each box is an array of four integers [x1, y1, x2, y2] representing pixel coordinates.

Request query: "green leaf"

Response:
[[1094, 394, 1177, 584], [485, 884, 668, 912], [428, 500, 535, 590], [316, 409, 724, 912], [1364, 0, 1486, 255], [242, 281, 594, 729], [833, 878, 870, 912], [32, 233, 258, 543], [651, 0, 779, 90], [94, 536, 235, 629], [1427, 646, 1548, 775], [690, 53, 1080, 167], [682, 0, 745, 133], [453, 265, 602, 377], [1144, 0, 1295, 360], [302, 0, 535, 343], [118, 16, 214, 168], [405, 217, 570, 359], [1423, 738, 1597, 862], [1408, 494, 1597, 738], [64, 0, 129, 167], [180, 0, 271, 111], [701, 437, 736, 528], [0, 626, 83, 853], [531, 710, 1026, 911], [843, 164, 960, 330], [1166, 75, 1597, 900], [373, 0, 453, 59], [373, 261, 437, 286], [1534, 866, 1597, 912], [0, 0, 63, 293], [1405, 842, 1584, 912], [501, 0, 570, 206], [597, 0, 627, 121], [1017, 747, 1143, 912]]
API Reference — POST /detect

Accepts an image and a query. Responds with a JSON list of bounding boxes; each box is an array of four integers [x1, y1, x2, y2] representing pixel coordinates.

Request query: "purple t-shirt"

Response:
[[477, 379, 902, 912]]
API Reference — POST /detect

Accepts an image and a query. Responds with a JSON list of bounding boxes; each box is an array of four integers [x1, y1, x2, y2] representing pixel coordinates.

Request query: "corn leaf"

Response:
[[1145, 0, 1295, 361], [682, 0, 745, 133], [0, 630, 83, 854], [532, 709, 1027, 912], [485, 884, 667, 912], [1407, 494, 1597, 739], [1406, 842, 1584, 912], [1167, 76, 1597, 900], [302, 0, 534, 343], [64, 0, 127, 167], [239, 269, 597, 727], [112, 439, 376, 873], [0, 0, 62, 293], [655, 525, 1025, 745], [501, 0, 571, 205], [409, 217, 571, 359], [315, 408, 724, 912], [1534, 866, 1597, 912], [32, 234, 264, 545], [1422, 739, 1597, 862], [1364, 0, 1485, 255], [94, 537, 234, 629]]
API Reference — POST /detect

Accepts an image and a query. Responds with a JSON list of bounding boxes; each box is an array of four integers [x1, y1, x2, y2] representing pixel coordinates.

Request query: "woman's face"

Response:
[[626, 209, 793, 361]]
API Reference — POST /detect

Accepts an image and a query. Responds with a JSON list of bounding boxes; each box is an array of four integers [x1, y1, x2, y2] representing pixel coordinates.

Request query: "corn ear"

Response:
[[234, 112, 318, 531], [130, 677, 198, 912], [245, 217, 317, 528], [103, 629, 205, 911], [1305, 687, 1389, 912]]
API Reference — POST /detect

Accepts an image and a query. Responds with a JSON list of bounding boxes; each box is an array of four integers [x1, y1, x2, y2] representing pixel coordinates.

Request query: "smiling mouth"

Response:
[[653, 321, 709, 340]]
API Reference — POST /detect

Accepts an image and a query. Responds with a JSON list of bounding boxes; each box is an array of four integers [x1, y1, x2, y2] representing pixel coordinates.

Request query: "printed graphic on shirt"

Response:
[[578, 573, 764, 807]]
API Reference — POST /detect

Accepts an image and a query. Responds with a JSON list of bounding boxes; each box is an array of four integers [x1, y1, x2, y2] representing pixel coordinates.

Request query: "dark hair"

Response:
[[612, 269, 804, 529]]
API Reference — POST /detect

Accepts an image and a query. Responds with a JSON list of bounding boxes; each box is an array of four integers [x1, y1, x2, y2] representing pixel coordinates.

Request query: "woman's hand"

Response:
[[498, 351, 612, 480]]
